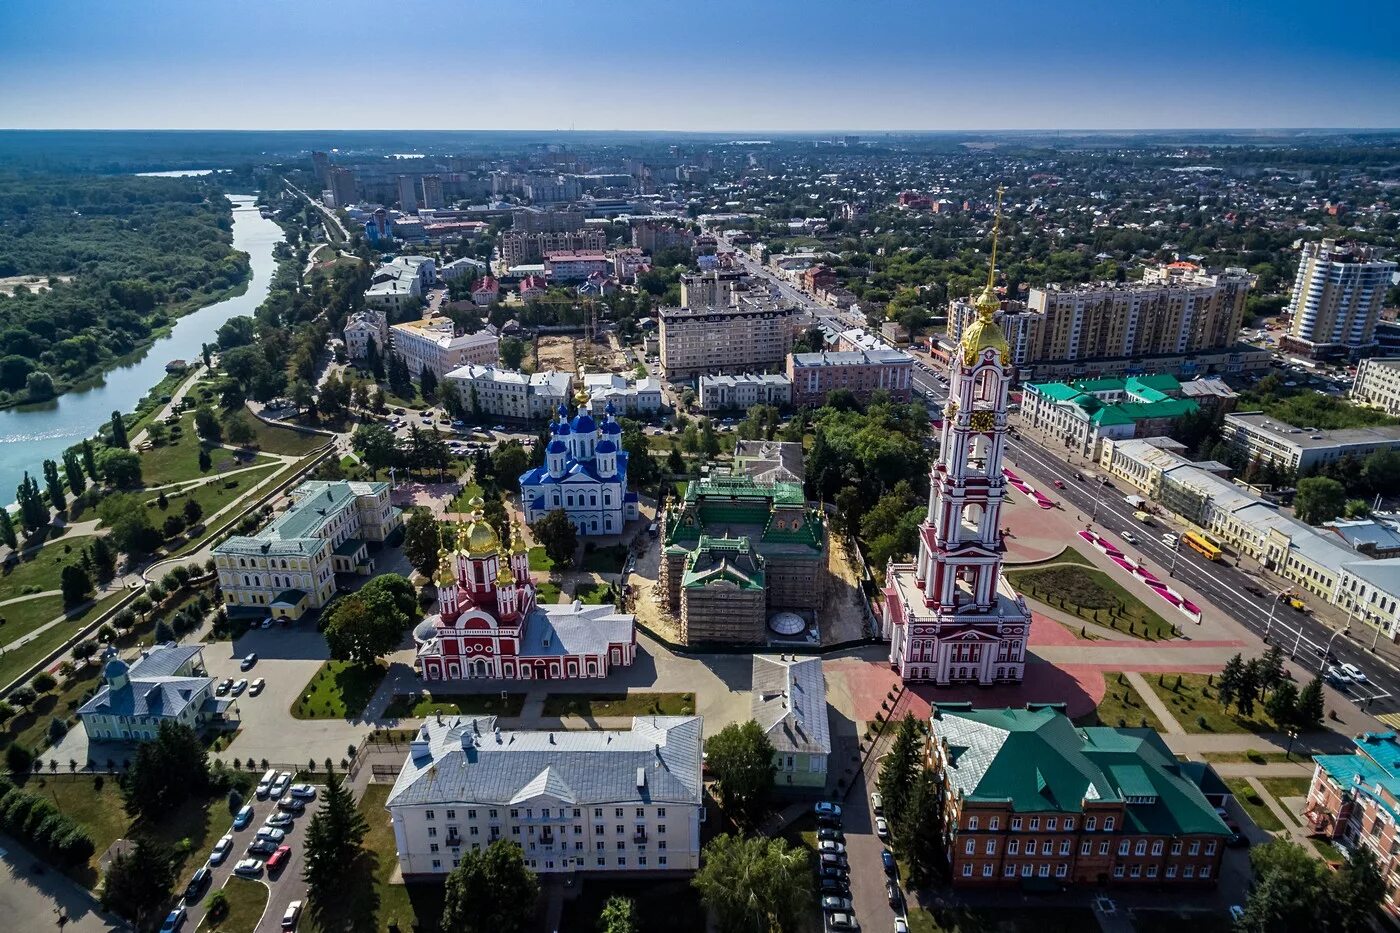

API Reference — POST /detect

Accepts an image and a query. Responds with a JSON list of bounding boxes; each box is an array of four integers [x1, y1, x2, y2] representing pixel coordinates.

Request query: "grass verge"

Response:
[[207, 876, 269, 930], [1005, 562, 1178, 640], [541, 692, 695, 718], [1146, 674, 1271, 734], [1076, 672, 1164, 731], [382, 692, 527, 719], [291, 661, 386, 720], [1225, 777, 1284, 832]]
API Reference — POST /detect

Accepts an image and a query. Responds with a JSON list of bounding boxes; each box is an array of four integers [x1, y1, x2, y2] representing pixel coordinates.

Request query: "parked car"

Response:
[[813, 801, 842, 820], [886, 879, 902, 908], [266, 812, 295, 829], [240, 653, 258, 671], [249, 678, 266, 696], [282, 900, 304, 931], [819, 852, 848, 869], [875, 816, 890, 839], [1052, 479, 1066, 489], [231, 679, 248, 696], [159, 906, 187, 933], [277, 797, 306, 814], [288, 784, 317, 800], [881, 849, 897, 876], [894, 919, 909, 933], [215, 679, 233, 696], [1340, 663, 1368, 684], [266, 844, 292, 873], [870, 792, 883, 814], [817, 827, 844, 843], [183, 867, 211, 902], [210, 834, 233, 865], [233, 805, 254, 830], [818, 840, 846, 856], [825, 912, 859, 932], [818, 865, 849, 881], [271, 772, 292, 796], [233, 858, 263, 877], [821, 895, 853, 913], [247, 839, 279, 856], [819, 877, 851, 897], [256, 827, 286, 843]]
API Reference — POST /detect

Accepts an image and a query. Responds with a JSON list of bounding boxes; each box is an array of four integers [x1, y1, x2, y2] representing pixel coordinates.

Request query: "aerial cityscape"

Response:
[[2, 2, 1400, 932]]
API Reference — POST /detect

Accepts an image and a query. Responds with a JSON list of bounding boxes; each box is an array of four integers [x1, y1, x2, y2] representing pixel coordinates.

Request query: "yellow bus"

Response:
[[1182, 530, 1221, 561]]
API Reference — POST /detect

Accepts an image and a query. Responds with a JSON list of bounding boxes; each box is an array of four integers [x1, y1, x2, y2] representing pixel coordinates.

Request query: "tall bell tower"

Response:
[[883, 187, 1031, 685]]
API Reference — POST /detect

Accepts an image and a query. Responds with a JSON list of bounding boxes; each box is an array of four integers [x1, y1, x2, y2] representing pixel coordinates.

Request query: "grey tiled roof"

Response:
[[751, 656, 830, 756], [385, 716, 704, 809], [126, 643, 203, 678], [79, 676, 209, 718], [519, 601, 636, 657]]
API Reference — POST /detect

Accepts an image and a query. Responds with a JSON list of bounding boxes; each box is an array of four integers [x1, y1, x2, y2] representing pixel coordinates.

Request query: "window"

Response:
[[985, 840, 996, 855], [1029, 817, 1040, 831], [1004, 864, 1016, 877], [1046, 817, 1057, 831], [1130, 865, 1141, 878], [968, 816, 979, 831], [1103, 817, 1115, 831], [1134, 840, 1147, 856], [989, 817, 999, 831], [965, 839, 975, 855], [1080, 842, 1091, 856], [1063, 817, 1074, 831], [658, 841, 666, 850], [594, 808, 602, 818], [617, 841, 625, 850], [1011, 817, 1023, 831], [617, 857, 626, 867], [428, 827, 437, 838], [432, 859, 441, 870], [1170, 840, 1182, 855], [1024, 841, 1037, 856], [1059, 840, 1071, 856], [658, 807, 666, 817], [511, 827, 520, 836], [1184, 866, 1194, 879], [1056, 864, 1068, 878], [1098, 841, 1110, 855], [468, 809, 477, 820], [1008, 840, 1020, 855], [1200, 865, 1211, 879], [616, 825, 624, 835], [490, 809, 498, 819], [510, 809, 519, 819], [446, 810, 456, 820], [573, 809, 581, 818], [1113, 865, 1124, 879], [1039, 864, 1050, 878], [1205, 841, 1217, 856], [1166, 865, 1177, 879], [1021, 864, 1033, 878], [1189, 841, 1200, 856], [1147, 865, 1158, 879], [470, 827, 479, 836], [615, 808, 624, 818], [426, 811, 436, 820], [983, 864, 994, 877], [659, 856, 668, 866], [1085, 817, 1096, 831], [1151, 841, 1163, 856], [636, 808, 645, 818], [962, 863, 973, 877], [429, 844, 439, 853], [658, 824, 666, 835], [597, 857, 605, 867], [1118, 840, 1129, 856]]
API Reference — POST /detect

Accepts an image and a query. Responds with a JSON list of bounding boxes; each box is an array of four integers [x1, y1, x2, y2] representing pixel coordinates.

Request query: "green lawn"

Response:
[[535, 581, 562, 604], [1146, 673, 1272, 734], [147, 463, 279, 528], [907, 906, 1100, 933], [172, 460, 301, 557], [0, 591, 127, 689], [573, 581, 615, 605], [1005, 563, 1178, 640], [447, 483, 485, 514], [1260, 776, 1312, 825], [1077, 671, 1164, 731], [27, 775, 129, 885], [1225, 777, 1284, 832], [0, 535, 99, 603], [0, 593, 68, 648], [1037, 545, 1096, 568], [357, 783, 444, 932], [382, 692, 527, 719], [527, 546, 555, 572], [541, 692, 695, 718], [580, 544, 628, 574], [1239, 387, 1400, 430], [137, 414, 267, 486], [291, 661, 386, 720], [1313, 838, 1347, 864], [1200, 749, 1297, 764], [223, 408, 332, 457], [2, 659, 103, 755], [206, 877, 270, 931]]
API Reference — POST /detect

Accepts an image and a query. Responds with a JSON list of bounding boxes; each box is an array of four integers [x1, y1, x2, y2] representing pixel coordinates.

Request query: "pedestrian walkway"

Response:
[[0, 587, 123, 656], [1125, 671, 1186, 734], [129, 363, 206, 449]]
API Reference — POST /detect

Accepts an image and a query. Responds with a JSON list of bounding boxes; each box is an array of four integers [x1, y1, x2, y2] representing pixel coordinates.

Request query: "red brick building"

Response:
[[1306, 731, 1400, 917], [785, 347, 913, 407], [930, 705, 1230, 889]]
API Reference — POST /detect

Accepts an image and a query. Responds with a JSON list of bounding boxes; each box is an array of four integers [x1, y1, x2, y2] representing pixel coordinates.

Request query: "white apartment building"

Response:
[[660, 298, 801, 381], [583, 372, 663, 416], [385, 716, 704, 879], [1284, 239, 1397, 359], [698, 373, 792, 412], [212, 481, 401, 621], [344, 309, 388, 362], [545, 251, 609, 282], [1352, 357, 1400, 416], [391, 318, 499, 379], [439, 256, 488, 282], [1220, 411, 1400, 473], [365, 256, 436, 315], [444, 365, 572, 422]]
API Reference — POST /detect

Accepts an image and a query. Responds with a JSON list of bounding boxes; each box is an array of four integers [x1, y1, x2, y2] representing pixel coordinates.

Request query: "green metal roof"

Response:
[[934, 707, 1229, 836], [333, 538, 366, 557], [681, 536, 766, 591], [1127, 373, 1182, 393], [1029, 383, 1083, 402]]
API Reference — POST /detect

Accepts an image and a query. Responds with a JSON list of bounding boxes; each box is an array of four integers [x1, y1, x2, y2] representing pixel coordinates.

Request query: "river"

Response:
[[0, 194, 283, 501]]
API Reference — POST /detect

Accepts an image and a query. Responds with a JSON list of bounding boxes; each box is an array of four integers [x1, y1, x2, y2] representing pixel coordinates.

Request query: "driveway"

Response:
[[184, 780, 317, 931], [843, 771, 902, 933], [0, 834, 122, 932]]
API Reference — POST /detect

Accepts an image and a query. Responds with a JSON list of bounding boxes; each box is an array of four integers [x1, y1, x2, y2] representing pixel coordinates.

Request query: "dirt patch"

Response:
[[819, 533, 872, 643], [535, 335, 577, 375], [0, 274, 73, 296]]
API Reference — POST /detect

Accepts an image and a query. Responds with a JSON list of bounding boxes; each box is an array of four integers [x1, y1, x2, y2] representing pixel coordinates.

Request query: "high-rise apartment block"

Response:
[[398, 175, 419, 212], [500, 229, 607, 266], [680, 270, 744, 308], [660, 300, 800, 381], [327, 167, 358, 208], [512, 209, 585, 234], [420, 174, 445, 210], [950, 264, 1255, 381], [1281, 239, 1396, 360]]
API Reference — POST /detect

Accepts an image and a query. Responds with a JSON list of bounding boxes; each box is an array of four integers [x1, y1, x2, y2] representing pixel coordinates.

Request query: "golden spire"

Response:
[[961, 185, 1011, 363], [434, 547, 457, 586], [509, 521, 528, 555], [975, 185, 1006, 317]]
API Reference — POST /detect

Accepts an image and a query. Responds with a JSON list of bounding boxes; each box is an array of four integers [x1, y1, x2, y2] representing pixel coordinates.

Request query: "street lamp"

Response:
[[1089, 475, 1107, 526], [1319, 626, 1345, 677], [1285, 727, 1300, 761], [1167, 534, 1183, 579], [1262, 588, 1280, 643]]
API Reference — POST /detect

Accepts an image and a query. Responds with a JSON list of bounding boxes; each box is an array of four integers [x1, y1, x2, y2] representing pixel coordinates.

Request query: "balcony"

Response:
[[633, 829, 648, 844]]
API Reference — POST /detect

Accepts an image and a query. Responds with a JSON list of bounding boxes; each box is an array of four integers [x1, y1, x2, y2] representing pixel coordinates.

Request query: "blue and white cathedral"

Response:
[[518, 400, 639, 536]]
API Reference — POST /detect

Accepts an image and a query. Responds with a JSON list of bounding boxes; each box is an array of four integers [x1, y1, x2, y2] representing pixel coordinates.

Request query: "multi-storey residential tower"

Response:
[[883, 190, 1031, 684], [1282, 239, 1396, 360]]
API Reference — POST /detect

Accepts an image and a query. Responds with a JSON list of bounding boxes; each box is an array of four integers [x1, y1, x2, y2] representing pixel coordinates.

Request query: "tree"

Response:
[[109, 410, 129, 449], [97, 448, 142, 487], [303, 771, 371, 930], [62, 450, 86, 497], [499, 336, 526, 370], [1296, 675, 1326, 731], [440, 839, 539, 933], [1264, 680, 1298, 730], [323, 594, 402, 668], [60, 564, 92, 607], [1236, 659, 1260, 718], [42, 459, 66, 513], [358, 573, 419, 620], [387, 353, 412, 398], [183, 498, 204, 527], [121, 721, 210, 820], [1362, 448, 1400, 498], [352, 422, 398, 478], [701, 419, 721, 458], [16, 472, 47, 534], [703, 720, 776, 826], [692, 834, 811, 933], [100, 835, 175, 928], [223, 413, 256, 446], [1294, 476, 1346, 525], [402, 507, 441, 577], [1217, 654, 1244, 711], [597, 895, 640, 933], [194, 405, 222, 441], [491, 440, 530, 482], [1258, 645, 1286, 693], [1332, 842, 1387, 933], [0, 507, 15, 550], [532, 508, 578, 571], [667, 447, 685, 476], [900, 765, 948, 886], [81, 439, 99, 480], [419, 366, 439, 402], [879, 714, 923, 829]]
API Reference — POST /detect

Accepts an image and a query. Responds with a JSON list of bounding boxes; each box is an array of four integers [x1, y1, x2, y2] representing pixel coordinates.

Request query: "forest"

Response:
[[0, 173, 249, 405]]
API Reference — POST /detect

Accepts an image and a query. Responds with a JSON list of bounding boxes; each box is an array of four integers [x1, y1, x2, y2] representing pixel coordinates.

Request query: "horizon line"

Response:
[[4, 126, 1400, 135]]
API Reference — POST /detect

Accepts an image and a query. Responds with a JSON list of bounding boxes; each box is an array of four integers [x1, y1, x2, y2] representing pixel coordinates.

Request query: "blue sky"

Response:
[[2, 0, 1399, 130]]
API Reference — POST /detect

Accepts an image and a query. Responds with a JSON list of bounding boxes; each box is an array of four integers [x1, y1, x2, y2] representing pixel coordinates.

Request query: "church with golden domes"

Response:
[[413, 498, 637, 682]]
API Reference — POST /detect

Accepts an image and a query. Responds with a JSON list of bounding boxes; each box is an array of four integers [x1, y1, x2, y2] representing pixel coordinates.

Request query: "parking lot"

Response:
[[180, 776, 318, 932]]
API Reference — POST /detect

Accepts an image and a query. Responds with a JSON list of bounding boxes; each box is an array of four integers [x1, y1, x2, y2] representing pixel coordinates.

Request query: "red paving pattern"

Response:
[[829, 657, 1109, 721]]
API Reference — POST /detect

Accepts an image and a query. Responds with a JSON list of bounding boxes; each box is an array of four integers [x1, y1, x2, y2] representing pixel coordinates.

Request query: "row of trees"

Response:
[[0, 777, 96, 870], [877, 714, 948, 885], [1216, 648, 1325, 732], [1236, 839, 1383, 933]]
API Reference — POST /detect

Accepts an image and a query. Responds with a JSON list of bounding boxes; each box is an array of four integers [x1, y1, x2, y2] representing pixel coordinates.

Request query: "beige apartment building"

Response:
[[1351, 357, 1400, 416], [949, 265, 1254, 380], [1282, 239, 1396, 360], [390, 317, 499, 379], [501, 228, 607, 266], [660, 298, 800, 381]]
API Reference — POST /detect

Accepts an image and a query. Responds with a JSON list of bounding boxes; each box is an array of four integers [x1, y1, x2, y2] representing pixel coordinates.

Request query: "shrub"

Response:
[[206, 889, 229, 920], [47, 718, 68, 742]]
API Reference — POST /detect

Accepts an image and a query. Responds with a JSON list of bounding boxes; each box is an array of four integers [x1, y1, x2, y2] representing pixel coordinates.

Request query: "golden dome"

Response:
[[496, 562, 515, 586], [961, 184, 1010, 364], [434, 548, 457, 587], [509, 523, 528, 555], [463, 496, 500, 557]]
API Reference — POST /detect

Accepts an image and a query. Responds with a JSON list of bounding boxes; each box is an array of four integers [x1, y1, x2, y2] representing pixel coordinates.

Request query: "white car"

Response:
[[876, 816, 890, 839], [233, 858, 263, 877], [1326, 665, 1353, 685], [818, 839, 846, 855], [1339, 663, 1368, 684], [288, 783, 318, 800], [894, 920, 909, 933], [256, 827, 287, 843], [1120, 531, 1138, 545], [209, 834, 233, 865], [870, 792, 883, 815], [271, 771, 292, 796]]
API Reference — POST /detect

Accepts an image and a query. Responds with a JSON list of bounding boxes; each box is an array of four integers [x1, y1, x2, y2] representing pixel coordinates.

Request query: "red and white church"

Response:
[[413, 498, 637, 682], [882, 191, 1032, 685]]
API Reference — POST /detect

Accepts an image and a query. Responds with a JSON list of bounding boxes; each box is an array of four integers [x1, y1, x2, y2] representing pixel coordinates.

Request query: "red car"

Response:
[[265, 845, 292, 873], [1052, 479, 1066, 489]]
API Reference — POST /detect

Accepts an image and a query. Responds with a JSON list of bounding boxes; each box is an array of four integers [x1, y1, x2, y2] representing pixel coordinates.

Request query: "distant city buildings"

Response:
[[632, 219, 693, 253], [583, 372, 663, 416], [786, 347, 913, 407], [544, 250, 610, 283], [213, 481, 401, 621], [390, 317, 499, 379], [698, 373, 792, 412], [420, 174, 446, 210], [444, 366, 571, 422], [1281, 239, 1396, 361], [398, 175, 419, 213], [385, 715, 702, 878], [344, 309, 388, 362], [501, 228, 607, 266], [364, 256, 436, 315], [1352, 357, 1400, 416]]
